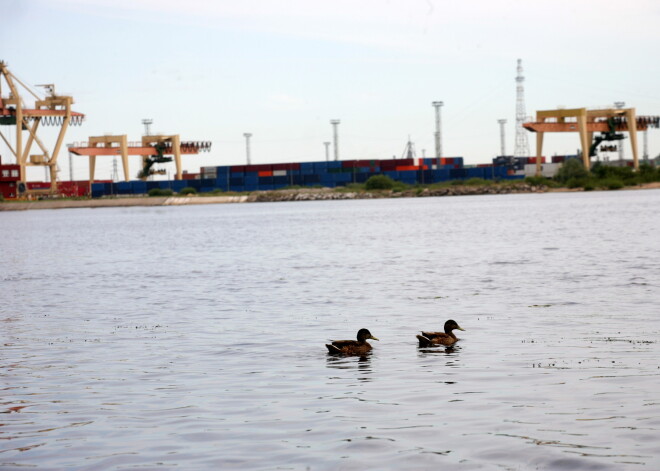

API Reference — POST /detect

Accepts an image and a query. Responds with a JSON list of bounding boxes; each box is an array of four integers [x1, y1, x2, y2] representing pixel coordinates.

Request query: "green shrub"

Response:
[[148, 188, 174, 197], [179, 187, 197, 195], [365, 175, 396, 190], [566, 177, 588, 189], [600, 177, 624, 190], [556, 158, 589, 183], [637, 163, 660, 183], [344, 183, 365, 191], [464, 178, 492, 186], [200, 189, 225, 195], [525, 176, 551, 186]]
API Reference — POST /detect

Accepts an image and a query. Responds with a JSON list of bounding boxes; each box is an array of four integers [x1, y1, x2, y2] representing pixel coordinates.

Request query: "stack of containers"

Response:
[[89, 155, 476, 197]]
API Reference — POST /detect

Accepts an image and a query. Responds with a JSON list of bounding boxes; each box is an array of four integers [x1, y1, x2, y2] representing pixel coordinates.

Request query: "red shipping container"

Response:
[[0, 164, 20, 182], [0, 181, 18, 199], [27, 182, 51, 190], [58, 180, 91, 197], [258, 170, 273, 177], [395, 165, 419, 171], [527, 157, 546, 164]]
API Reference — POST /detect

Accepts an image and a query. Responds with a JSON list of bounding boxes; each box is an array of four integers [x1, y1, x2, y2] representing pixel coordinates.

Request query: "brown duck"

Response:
[[326, 328, 379, 355], [417, 319, 465, 347]]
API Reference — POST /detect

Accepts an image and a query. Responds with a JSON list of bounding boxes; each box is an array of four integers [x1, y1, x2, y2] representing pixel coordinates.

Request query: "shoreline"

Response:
[[1, 182, 659, 212]]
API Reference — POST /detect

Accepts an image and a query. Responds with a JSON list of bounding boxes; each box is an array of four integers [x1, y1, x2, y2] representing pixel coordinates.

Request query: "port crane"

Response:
[[523, 107, 660, 175], [68, 135, 211, 182], [0, 61, 85, 194]]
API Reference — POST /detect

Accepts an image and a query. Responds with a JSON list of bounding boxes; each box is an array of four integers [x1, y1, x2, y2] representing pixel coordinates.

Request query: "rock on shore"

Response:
[[250, 183, 547, 202]]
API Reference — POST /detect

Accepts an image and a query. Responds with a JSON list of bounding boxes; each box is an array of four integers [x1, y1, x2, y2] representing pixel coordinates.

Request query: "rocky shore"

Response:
[[249, 183, 547, 203], [5, 181, 659, 211]]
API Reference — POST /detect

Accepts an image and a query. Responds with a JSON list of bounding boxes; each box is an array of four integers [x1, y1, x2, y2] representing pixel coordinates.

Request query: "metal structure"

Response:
[[68, 135, 211, 181], [514, 59, 530, 157], [402, 136, 416, 159], [323, 141, 330, 162], [432, 101, 443, 159], [523, 107, 660, 175], [330, 120, 340, 161], [614, 102, 625, 161], [497, 119, 507, 156], [0, 61, 85, 194], [243, 132, 252, 165], [142, 118, 153, 136]]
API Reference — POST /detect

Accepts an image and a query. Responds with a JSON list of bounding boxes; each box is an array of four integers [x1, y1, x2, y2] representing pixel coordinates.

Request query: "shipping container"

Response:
[[303, 174, 321, 184], [171, 180, 188, 191], [128, 180, 146, 190]]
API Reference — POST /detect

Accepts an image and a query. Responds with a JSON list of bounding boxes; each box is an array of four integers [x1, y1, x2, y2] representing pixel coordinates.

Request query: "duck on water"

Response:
[[326, 328, 379, 355], [416, 319, 465, 347]]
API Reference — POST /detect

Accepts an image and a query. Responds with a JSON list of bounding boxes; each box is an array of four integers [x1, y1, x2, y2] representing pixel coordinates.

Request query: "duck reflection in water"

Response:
[[326, 353, 373, 382], [417, 345, 461, 356]]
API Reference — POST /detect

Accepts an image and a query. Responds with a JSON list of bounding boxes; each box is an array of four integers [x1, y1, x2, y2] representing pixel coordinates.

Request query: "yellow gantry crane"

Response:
[[68, 135, 211, 182], [523, 107, 660, 176], [1, 61, 211, 195], [0, 61, 85, 194]]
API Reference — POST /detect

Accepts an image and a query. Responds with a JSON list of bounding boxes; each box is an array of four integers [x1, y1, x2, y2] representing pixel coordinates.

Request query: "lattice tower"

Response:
[[514, 59, 530, 157]]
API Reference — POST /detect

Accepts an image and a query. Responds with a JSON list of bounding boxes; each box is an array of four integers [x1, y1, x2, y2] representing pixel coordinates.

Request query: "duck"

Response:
[[326, 328, 379, 355], [416, 319, 465, 347]]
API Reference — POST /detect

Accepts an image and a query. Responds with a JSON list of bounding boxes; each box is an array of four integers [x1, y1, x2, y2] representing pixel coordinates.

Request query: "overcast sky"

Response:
[[2, 0, 659, 181]]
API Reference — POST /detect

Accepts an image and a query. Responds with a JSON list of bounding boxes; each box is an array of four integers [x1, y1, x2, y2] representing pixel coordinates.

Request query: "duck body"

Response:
[[326, 328, 379, 355], [417, 319, 465, 347]]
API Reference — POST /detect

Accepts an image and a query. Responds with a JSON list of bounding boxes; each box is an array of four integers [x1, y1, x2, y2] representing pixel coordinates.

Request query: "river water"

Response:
[[2, 189, 659, 470]]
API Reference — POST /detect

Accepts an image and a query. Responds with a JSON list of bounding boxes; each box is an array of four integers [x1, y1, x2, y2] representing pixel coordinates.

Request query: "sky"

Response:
[[2, 0, 660, 181]]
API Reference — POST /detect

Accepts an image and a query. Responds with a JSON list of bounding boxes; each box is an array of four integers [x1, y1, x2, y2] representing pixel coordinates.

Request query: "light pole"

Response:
[[243, 133, 252, 165], [330, 120, 340, 161]]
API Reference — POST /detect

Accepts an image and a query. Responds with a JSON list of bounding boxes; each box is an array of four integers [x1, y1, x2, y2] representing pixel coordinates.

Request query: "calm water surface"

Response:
[[2, 190, 660, 470]]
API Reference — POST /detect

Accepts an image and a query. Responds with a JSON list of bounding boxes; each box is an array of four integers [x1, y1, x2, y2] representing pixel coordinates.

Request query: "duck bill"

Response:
[[456, 326, 466, 331], [370, 336, 380, 341]]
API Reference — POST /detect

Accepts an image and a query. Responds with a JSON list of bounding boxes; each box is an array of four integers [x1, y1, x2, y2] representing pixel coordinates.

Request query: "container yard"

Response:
[[88, 156, 535, 197]]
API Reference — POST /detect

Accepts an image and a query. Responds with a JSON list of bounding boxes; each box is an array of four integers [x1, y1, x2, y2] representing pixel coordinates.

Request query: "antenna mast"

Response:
[[514, 59, 530, 157]]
